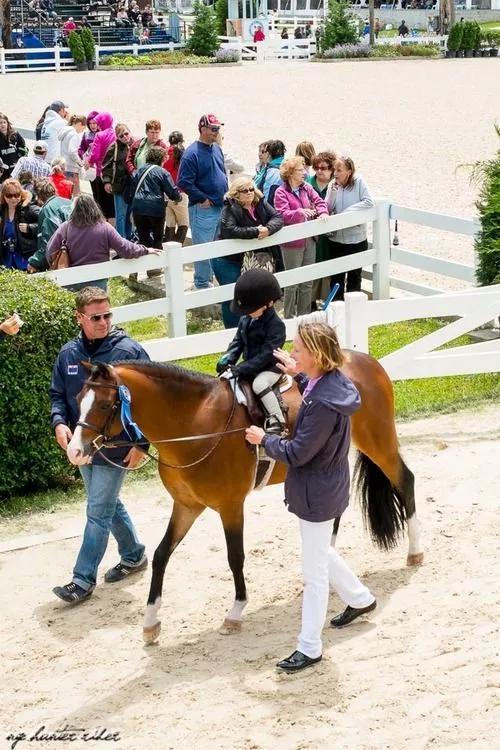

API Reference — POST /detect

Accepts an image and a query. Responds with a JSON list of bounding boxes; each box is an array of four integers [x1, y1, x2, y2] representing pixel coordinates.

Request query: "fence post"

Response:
[[372, 199, 391, 300], [327, 300, 346, 348], [472, 215, 481, 287], [256, 41, 264, 63], [54, 44, 60, 72], [344, 292, 369, 353], [0, 48, 5, 75], [133, 43, 139, 56], [164, 242, 186, 338], [95, 44, 100, 68]]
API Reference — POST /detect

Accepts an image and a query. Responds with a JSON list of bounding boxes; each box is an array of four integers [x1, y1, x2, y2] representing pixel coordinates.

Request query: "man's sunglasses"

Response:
[[208, 126, 220, 133], [238, 187, 255, 194], [80, 312, 113, 323]]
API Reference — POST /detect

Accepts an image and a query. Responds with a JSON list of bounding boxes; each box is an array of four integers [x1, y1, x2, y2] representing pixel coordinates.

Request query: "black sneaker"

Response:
[[53, 581, 94, 604], [104, 556, 148, 583]]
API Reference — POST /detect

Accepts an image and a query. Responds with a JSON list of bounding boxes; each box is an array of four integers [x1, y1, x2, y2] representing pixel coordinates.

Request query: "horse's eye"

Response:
[[98, 402, 111, 412]]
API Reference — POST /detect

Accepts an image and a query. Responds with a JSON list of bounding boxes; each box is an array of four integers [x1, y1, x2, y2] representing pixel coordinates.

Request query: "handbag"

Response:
[[242, 249, 274, 274], [49, 225, 70, 270], [126, 164, 156, 208]]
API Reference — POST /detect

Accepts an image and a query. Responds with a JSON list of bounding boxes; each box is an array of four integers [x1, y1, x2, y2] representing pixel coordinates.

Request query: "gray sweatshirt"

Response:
[[325, 174, 374, 245]]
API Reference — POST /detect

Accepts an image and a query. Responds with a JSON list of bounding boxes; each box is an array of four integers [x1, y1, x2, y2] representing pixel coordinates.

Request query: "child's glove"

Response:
[[216, 356, 231, 374]]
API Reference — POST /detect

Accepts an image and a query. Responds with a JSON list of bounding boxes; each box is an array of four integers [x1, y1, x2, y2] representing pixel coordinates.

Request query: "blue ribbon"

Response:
[[118, 385, 144, 442], [322, 283, 340, 311]]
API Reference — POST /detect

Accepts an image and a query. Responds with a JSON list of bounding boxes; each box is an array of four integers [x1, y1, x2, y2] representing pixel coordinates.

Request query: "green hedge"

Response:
[[0, 271, 78, 496]]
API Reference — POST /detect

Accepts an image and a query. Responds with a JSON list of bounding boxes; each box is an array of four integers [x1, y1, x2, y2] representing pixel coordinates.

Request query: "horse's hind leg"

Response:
[[143, 500, 204, 644], [219, 504, 247, 635], [397, 459, 423, 566]]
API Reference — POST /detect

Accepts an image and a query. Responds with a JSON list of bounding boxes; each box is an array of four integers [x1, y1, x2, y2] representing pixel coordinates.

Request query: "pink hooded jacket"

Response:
[[88, 112, 115, 177], [274, 181, 328, 249]]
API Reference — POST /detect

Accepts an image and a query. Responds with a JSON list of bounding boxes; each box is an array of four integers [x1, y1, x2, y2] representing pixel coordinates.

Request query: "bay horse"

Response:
[[68, 351, 423, 644]]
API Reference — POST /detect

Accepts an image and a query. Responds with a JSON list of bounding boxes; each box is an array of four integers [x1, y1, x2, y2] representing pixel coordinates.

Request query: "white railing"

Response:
[[39, 199, 482, 359]]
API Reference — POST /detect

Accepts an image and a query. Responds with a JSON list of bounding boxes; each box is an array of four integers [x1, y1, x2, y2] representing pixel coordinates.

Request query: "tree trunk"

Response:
[[1, 0, 13, 49], [369, 0, 375, 47]]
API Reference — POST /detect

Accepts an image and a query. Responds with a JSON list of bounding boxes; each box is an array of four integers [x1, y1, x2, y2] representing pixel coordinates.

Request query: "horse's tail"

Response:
[[354, 451, 407, 550]]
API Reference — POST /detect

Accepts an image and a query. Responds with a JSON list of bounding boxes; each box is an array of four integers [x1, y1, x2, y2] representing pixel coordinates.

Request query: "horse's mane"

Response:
[[114, 360, 216, 389]]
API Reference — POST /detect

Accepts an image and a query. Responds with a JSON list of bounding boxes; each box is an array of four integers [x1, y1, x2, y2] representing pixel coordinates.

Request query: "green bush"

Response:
[[67, 30, 85, 64], [186, 0, 219, 57], [460, 20, 476, 50], [214, 0, 228, 36], [447, 22, 463, 52], [321, 0, 359, 52], [80, 26, 96, 63], [101, 51, 214, 67], [0, 272, 78, 497], [472, 124, 500, 285]]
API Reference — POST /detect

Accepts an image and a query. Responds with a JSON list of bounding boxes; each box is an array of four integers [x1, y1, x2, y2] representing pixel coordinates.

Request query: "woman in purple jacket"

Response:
[[274, 156, 328, 319], [246, 321, 376, 673]]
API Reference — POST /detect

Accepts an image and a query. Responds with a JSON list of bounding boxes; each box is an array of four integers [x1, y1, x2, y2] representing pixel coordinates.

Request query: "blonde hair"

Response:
[[297, 321, 345, 371], [227, 176, 263, 206], [295, 140, 316, 167], [280, 155, 306, 183], [51, 157, 66, 174]]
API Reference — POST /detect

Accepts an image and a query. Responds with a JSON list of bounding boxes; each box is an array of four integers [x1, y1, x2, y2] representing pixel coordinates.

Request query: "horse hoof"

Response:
[[407, 552, 424, 566], [143, 621, 161, 644], [218, 618, 242, 635]]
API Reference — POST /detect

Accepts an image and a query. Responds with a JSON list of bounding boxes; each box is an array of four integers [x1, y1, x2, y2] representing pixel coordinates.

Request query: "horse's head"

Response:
[[67, 361, 123, 466]]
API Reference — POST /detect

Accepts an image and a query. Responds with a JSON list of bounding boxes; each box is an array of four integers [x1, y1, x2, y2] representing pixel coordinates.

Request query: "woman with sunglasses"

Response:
[[215, 176, 284, 328], [46, 194, 159, 291], [0, 178, 40, 270], [102, 123, 134, 239]]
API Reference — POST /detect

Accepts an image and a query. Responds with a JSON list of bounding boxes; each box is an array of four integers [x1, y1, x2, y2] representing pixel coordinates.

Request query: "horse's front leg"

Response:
[[143, 500, 204, 644], [219, 505, 247, 635]]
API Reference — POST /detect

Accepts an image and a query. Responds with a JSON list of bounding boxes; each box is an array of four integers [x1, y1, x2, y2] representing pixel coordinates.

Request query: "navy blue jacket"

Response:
[[224, 307, 286, 380], [131, 164, 181, 217], [177, 141, 228, 207], [50, 329, 150, 466], [262, 369, 361, 522]]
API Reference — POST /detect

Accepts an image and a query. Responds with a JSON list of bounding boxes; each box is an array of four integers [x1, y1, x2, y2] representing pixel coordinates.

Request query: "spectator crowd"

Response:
[[0, 101, 374, 320]]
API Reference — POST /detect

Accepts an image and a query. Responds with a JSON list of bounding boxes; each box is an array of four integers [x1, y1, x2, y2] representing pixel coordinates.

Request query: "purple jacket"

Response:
[[78, 110, 99, 159], [274, 181, 328, 249], [46, 220, 149, 267], [88, 112, 115, 176], [262, 369, 361, 522]]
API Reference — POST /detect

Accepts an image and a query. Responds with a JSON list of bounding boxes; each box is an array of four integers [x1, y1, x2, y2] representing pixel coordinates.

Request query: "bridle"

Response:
[[78, 378, 246, 471]]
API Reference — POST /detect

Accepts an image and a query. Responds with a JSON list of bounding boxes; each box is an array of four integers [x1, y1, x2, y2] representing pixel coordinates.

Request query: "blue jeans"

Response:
[[189, 203, 221, 289], [114, 193, 132, 239], [72, 464, 145, 590], [211, 256, 242, 329]]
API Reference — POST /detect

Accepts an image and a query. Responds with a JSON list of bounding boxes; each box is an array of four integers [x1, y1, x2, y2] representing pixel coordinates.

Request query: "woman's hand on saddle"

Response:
[[273, 348, 298, 375], [245, 425, 265, 445]]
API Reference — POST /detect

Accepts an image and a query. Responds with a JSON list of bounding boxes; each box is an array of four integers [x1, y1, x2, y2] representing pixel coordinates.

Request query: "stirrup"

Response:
[[264, 416, 286, 436]]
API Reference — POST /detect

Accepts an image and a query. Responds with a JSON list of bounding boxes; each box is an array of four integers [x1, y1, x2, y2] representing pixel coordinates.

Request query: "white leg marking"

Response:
[[144, 597, 162, 628], [226, 599, 247, 622], [67, 390, 95, 464], [407, 514, 422, 556]]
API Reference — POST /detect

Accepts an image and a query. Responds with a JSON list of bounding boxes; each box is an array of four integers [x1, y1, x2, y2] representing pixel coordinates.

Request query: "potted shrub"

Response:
[[489, 30, 499, 57], [80, 26, 96, 70], [68, 31, 87, 71], [480, 30, 489, 57], [460, 21, 475, 58], [446, 22, 462, 58], [472, 22, 481, 57]]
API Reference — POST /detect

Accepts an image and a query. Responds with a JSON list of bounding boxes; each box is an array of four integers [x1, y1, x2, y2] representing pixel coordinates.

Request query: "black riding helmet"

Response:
[[230, 269, 282, 316]]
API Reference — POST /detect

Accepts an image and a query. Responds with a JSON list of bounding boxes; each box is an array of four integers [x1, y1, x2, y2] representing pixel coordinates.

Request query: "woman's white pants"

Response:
[[298, 518, 375, 659]]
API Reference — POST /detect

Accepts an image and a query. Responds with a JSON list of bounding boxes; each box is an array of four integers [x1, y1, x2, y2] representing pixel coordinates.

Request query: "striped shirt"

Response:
[[11, 155, 51, 181]]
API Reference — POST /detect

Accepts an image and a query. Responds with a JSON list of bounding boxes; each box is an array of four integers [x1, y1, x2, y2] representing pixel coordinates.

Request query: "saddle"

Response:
[[237, 374, 293, 430]]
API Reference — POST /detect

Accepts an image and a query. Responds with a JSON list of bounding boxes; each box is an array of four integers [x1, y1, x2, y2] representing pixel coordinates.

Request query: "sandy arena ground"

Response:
[[1, 404, 499, 750], [3, 59, 500, 290]]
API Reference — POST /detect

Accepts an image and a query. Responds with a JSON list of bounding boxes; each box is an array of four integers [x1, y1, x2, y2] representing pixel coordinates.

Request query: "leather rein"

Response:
[[77, 379, 246, 471]]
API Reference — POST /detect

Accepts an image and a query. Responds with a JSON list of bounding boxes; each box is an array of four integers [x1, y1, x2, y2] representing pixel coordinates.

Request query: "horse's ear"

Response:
[[95, 362, 114, 380]]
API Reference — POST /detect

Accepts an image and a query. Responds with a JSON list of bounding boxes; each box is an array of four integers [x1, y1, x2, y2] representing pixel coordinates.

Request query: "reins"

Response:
[[81, 378, 247, 471]]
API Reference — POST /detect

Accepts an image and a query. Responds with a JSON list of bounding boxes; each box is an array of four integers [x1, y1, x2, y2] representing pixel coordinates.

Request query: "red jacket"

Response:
[[50, 173, 73, 199]]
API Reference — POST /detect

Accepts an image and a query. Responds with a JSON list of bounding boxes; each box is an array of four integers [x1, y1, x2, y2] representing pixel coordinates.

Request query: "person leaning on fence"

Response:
[[216, 269, 287, 435], [0, 178, 40, 271], [130, 146, 181, 278], [102, 123, 134, 240], [307, 150, 337, 309], [215, 176, 284, 329], [274, 156, 328, 319], [27, 178, 72, 273], [46, 194, 160, 290], [50, 286, 150, 605], [254, 139, 286, 207], [325, 156, 374, 300], [245, 321, 377, 673]]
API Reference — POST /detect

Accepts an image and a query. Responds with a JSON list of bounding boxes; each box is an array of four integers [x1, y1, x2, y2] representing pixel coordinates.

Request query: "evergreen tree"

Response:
[[321, 0, 359, 51], [214, 0, 229, 36], [187, 0, 219, 57], [473, 125, 500, 285]]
